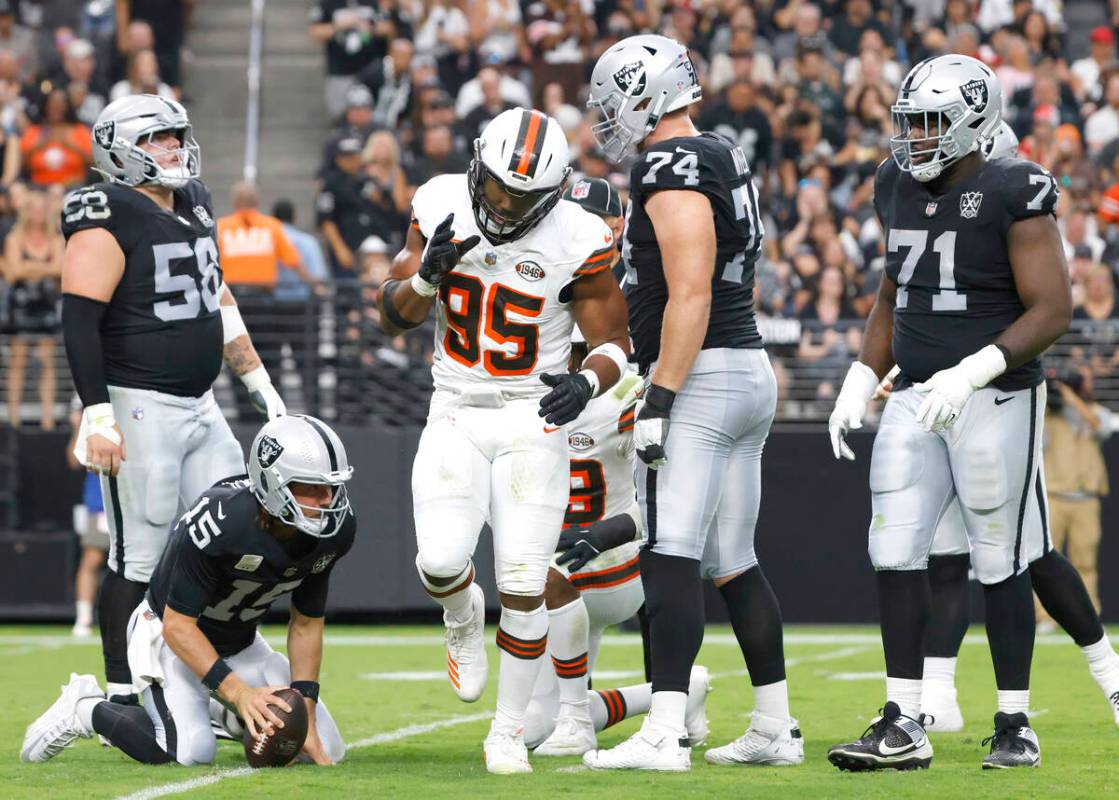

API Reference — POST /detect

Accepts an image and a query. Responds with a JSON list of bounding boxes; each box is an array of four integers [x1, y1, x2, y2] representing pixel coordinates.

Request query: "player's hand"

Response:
[[85, 427, 126, 476], [233, 684, 291, 742], [300, 709, 333, 766], [873, 365, 901, 402], [538, 372, 594, 426], [829, 361, 879, 461], [913, 345, 1007, 433], [555, 528, 601, 572], [634, 384, 675, 469], [418, 213, 481, 287], [250, 382, 287, 420]]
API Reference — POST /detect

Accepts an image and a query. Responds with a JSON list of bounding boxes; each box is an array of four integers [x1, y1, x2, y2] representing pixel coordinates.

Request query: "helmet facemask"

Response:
[[890, 106, 974, 182], [134, 125, 201, 188], [468, 148, 568, 245], [258, 470, 352, 539], [588, 90, 643, 163]]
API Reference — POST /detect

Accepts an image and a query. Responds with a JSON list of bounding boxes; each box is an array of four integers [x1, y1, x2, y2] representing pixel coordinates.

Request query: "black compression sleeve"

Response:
[[62, 293, 111, 406], [587, 513, 638, 553]]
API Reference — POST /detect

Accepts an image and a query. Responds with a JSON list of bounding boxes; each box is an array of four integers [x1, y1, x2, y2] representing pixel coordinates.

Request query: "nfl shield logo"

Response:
[[484, 251, 497, 266], [959, 192, 983, 219], [572, 180, 591, 200], [925, 202, 938, 217]]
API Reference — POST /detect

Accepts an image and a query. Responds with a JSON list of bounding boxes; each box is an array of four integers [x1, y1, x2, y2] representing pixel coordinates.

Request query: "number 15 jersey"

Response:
[[61, 180, 225, 398], [874, 157, 1057, 391], [411, 174, 615, 394]]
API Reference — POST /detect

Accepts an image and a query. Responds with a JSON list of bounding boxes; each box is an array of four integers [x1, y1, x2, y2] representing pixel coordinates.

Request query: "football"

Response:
[[242, 687, 309, 768]]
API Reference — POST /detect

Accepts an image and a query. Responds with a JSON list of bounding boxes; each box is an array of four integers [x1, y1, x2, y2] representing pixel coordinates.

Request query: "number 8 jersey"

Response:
[[61, 180, 224, 398], [410, 174, 616, 394], [874, 156, 1057, 391]]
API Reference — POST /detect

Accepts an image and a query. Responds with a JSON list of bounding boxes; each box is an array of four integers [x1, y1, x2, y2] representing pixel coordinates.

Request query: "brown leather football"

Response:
[[242, 687, 309, 767]]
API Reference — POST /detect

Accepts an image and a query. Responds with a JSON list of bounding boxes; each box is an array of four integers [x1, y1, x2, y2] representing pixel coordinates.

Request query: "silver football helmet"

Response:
[[248, 415, 353, 538], [586, 34, 702, 161], [91, 94, 201, 188], [982, 120, 1019, 161], [891, 54, 1001, 182]]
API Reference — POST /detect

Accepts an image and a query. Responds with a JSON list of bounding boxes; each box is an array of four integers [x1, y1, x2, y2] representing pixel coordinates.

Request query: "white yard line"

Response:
[[113, 712, 492, 800]]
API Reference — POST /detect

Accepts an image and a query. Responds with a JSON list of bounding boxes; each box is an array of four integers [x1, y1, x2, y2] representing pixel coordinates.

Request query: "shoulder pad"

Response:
[[179, 483, 257, 554], [631, 138, 722, 194], [61, 183, 123, 240], [411, 174, 467, 239], [560, 202, 615, 276], [994, 158, 1059, 221]]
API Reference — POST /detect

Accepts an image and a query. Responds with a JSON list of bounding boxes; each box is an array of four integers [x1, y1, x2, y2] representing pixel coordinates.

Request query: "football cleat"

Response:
[[583, 717, 691, 772], [981, 712, 1040, 769], [921, 684, 964, 733], [70, 623, 93, 639], [827, 702, 933, 772], [483, 722, 532, 774], [705, 711, 804, 766], [21, 673, 102, 763], [534, 710, 597, 756], [1110, 690, 1119, 727], [445, 583, 488, 702], [685, 665, 712, 746]]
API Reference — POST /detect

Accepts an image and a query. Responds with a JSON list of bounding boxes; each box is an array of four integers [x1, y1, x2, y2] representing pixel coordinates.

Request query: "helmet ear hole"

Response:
[[634, 97, 651, 113]]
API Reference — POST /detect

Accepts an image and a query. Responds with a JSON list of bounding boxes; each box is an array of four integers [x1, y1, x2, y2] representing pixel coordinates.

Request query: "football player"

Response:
[[827, 56, 1072, 771], [375, 108, 630, 773], [582, 35, 801, 773], [21, 415, 352, 766], [61, 94, 286, 709]]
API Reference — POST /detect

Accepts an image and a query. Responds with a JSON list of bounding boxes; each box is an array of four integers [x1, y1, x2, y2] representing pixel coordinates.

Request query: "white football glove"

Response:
[[634, 384, 675, 470], [913, 345, 1006, 433], [241, 366, 287, 420], [828, 361, 880, 461]]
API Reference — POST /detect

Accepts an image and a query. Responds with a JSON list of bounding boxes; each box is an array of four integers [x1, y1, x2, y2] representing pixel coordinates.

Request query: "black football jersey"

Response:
[[623, 132, 764, 372], [874, 157, 1058, 392], [146, 476, 356, 657], [61, 180, 224, 398]]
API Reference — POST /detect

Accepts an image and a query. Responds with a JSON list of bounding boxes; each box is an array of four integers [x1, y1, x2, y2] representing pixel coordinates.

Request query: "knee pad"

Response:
[[415, 551, 472, 583], [261, 651, 292, 686], [954, 446, 1009, 512], [867, 424, 934, 570], [970, 541, 1015, 586], [176, 728, 217, 766]]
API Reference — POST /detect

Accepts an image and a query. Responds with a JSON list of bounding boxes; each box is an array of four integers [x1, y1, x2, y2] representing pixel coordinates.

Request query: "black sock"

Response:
[[92, 700, 172, 764], [640, 550, 704, 693], [636, 604, 652, 683], [925, 554, 971, 658], [1030, 549, 1104, 647], [877, 569, 930, 679], [983, 571, 1035, 691], [97, 569, 149, 690], [718, 565, 786, 686]]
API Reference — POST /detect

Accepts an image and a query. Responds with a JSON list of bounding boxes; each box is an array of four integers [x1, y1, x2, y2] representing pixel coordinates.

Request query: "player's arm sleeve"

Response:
[[164, 531, 221, 619], [62, 294, 111, 406], [1003, 161, 1059, 224]]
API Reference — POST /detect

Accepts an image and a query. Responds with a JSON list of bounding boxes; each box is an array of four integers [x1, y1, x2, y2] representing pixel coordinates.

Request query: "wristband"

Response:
[[82, 403, 121, 446], [202, 658, 232, 692], [239, 365, 273, 392], [578, 368, 601, 398], [220, 304, 248, 344], [410, 272, 438, 297], [291, 680, 320, 703], [643, 384, 676, 413], [585, 342, 629, 385], [382, 280, 423, 330]]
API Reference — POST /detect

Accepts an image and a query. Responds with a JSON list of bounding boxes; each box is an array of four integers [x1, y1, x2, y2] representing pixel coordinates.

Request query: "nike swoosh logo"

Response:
[[994, 396, 1014, 406], [543, 426, 562, 434], [878, 741, 919, 756], [674, 146, 695, 155], [216, 502, 227, 520]]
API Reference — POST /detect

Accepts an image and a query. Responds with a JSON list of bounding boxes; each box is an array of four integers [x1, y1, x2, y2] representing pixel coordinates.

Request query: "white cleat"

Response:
[[483, 723, 532, 774], [70, 623, 92, 639], [583, 718, 691, 772], [685, 665, 712, 746], [921, 685, 964, 733], [21, 673, 102, 763], [445, 583, 488, 702], [534, 712, 597, 756], [705, 711, 805, 766]]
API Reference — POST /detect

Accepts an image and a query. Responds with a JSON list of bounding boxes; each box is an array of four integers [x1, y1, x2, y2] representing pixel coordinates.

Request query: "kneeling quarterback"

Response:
[[22, 416, 354, 766]]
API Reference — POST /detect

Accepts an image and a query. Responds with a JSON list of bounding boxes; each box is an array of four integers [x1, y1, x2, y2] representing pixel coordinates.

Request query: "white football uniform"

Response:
[[410, 174, 616, 595]]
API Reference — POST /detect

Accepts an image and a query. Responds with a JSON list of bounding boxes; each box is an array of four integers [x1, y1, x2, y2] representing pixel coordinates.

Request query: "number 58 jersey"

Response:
[[874, 157, 1058, 392], [61, 180, 224, 398], [411, 174, 616, 394]]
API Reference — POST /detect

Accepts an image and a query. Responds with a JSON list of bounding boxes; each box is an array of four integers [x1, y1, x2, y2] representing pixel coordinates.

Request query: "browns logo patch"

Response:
[[568, 432, 595, 451]]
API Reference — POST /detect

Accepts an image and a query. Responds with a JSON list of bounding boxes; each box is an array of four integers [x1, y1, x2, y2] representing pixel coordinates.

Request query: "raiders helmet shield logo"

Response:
[[257, 435, 284, 468], [93, 121, 115, 150], [612, 61, 647, 96], [193, 205, 213, 227], [571, 180, 592, 200], [959, 191, 983, 219], [960, 79, 989, 113]]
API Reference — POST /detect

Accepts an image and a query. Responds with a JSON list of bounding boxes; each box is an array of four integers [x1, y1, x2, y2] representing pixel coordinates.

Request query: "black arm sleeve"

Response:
[[62, 293, 110, 406], [586, 512, 639, 553]]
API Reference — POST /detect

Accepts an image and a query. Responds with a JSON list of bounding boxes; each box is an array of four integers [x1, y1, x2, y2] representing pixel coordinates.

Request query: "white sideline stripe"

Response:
[[359, 668, 645, 683], [829, 671, 885, 681], [113, 713, 491, 800]]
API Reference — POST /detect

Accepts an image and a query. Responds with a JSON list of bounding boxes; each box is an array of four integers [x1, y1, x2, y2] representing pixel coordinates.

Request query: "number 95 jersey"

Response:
[[410, 174, 616, 394], [61, 180, 224, 398], [874, 157, 1058, 392]]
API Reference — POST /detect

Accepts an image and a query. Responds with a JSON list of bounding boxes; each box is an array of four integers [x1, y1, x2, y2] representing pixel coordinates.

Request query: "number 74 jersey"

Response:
[[873, 156, 1058, 392], [410, 174, 616, 394]]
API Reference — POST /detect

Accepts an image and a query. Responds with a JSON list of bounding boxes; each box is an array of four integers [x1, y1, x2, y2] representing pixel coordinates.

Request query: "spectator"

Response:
[[773, 2, 831, 67], [458, 65, 517, 140], [780, 110, 835, 200], [794, 39, 844, 142], [116, 0, 188, 91], [1071, 26, 1115, 106], [320, 83, 379, 180], [995, 36, 1035, 114], [697, 77, 774, 172], [2, 188, 62, 429], [51, 38, 107, 126], [469, 0, 523, 64], [454, 53, 531, 117], [523, 0, 594, 106], [361, 129, 411, 249], [318, 135, 373, 276], [828, 0, 889, 58], [109, 48, 174, 102], [413, 0, 472, 94], [310, 0, 390, 118], [406, 123, 467, 186], [360, 37, 415, 130], [1020, 10, 1063, 64], [1085, 72, 1119, 156], [65, 396, 108, 639], [20, 88, 90, 188], [1075, 264, 1119, 321], [0, 0, 36, 81], [1062, 209, 1106, 266]]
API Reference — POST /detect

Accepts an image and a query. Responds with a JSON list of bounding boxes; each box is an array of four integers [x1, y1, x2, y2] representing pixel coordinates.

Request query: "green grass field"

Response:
[[1, 624, 1116, 799]]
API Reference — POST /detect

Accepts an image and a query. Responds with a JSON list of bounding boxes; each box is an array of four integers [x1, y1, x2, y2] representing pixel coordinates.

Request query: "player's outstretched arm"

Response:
[[288, 604, 331, 765], [1000, 213, 1073, 368], [61, 228, 127, 475], [218, 286, 286, 420]]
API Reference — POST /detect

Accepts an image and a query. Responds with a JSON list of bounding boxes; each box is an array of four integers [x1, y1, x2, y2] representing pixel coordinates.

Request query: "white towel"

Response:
[[126, 601, 166, 692]]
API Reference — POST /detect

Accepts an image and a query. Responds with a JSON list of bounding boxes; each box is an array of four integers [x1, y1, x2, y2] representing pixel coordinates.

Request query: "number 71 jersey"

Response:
[[410, 174, 616, 394], [873, 156, 1058, 392]]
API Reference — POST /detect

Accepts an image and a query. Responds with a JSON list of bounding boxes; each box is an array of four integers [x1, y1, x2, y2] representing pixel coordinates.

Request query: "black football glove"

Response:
[[634, 384, 675, 469], [555, 528, 602, 573], [538, 372, 594, 426], [418, 213, 481, 287]]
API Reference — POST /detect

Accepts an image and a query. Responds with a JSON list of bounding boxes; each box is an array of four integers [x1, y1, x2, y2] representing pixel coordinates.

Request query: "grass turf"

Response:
[[1, 624, 1116, 799]]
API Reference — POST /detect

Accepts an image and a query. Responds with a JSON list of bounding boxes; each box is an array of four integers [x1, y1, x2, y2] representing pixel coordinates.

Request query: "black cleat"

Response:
[[981, 712, 1040, 769], [827, 702, 933, 772]]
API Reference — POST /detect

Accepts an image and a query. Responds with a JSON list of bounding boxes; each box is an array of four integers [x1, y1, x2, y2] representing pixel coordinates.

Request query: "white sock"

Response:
[[886, 677, 923, 719], [75, 601, 93, 627], [493, 605, 548, 735], [1082, 634, 1119, 694], [75, 696, 103, 735], [997, 689, 1030, 715], [546, 599, 590, 714], [922, 656, 957, 691], [648, 690, 688, 735], [753, 680, 790, 721], [106, 682, 134, 701], [417, 560, 476, 624], [589, 684, 652, 731]]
